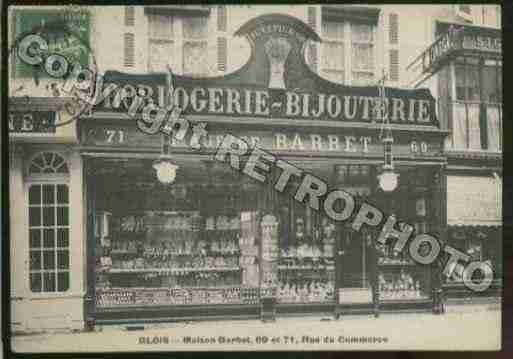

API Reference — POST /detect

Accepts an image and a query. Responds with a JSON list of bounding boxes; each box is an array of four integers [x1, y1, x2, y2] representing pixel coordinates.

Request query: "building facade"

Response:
[[8, 5, 501, 332]]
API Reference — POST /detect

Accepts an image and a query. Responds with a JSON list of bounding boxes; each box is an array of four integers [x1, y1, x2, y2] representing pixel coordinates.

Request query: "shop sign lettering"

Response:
[[8, 111, 56, 133]]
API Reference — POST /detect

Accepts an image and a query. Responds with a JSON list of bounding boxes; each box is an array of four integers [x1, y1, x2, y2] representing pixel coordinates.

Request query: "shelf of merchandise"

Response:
[[277, 265, 335, 271], [106, 267, 242, 274]]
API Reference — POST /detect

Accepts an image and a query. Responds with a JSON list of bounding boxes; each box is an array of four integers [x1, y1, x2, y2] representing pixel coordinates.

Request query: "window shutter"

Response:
[[307, 7, 317, 72], [125, 6, 135, 27], [389, 13, 398, 45], [217, 6, 227, 32], [307, 6, 317, 30], [217, 37, 227, 72], [124, 33, 135, 67], [389, 49, 399, 82], [307, 43, 318, 72]]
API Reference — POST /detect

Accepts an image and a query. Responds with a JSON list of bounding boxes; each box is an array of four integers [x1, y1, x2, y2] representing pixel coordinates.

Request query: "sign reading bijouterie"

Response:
[[94, 76, 436, 125]]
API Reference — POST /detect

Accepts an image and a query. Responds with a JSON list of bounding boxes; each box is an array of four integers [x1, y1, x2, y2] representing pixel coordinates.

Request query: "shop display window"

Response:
[[93, 160, 261, 308]]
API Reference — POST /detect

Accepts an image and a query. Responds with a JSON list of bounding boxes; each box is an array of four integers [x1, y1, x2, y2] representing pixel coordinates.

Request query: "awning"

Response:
[[447, 174, 502, 226]]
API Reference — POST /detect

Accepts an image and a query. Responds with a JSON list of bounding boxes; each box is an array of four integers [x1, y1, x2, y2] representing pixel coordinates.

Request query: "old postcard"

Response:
[[5, 4, 502, 352]]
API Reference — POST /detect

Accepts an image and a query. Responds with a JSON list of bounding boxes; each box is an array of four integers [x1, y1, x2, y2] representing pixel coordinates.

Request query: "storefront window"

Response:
[[94, 160, 261, 307], [27, 153, 70, 293]]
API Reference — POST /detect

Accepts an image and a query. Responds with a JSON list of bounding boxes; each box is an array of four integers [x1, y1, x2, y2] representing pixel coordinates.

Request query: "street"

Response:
[[11, 303, 501, 352]]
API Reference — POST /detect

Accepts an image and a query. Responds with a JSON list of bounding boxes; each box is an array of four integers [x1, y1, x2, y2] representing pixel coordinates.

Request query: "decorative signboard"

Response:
[[80, 121, 444, 159], [92, 14, 437, 126], [8, 111, 56, 133]]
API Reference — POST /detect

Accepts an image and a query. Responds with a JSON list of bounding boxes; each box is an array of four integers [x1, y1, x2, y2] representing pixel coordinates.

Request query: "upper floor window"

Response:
[[148, 14, 209, 76], [27, 152, 70, 293], [455, 60, 502, 104], [321, 20, 375, 85]]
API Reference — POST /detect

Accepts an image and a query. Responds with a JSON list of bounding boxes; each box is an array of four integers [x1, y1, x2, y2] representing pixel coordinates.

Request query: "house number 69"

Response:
[[411, 141, 428, 153]]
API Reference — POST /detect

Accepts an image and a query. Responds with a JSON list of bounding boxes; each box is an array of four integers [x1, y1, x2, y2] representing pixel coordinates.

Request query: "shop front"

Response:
[[75, 14, 448, 325], [444, 170, 502, 298]]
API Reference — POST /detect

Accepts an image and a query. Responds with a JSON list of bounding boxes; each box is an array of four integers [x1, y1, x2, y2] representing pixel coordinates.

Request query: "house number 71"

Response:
[[105, 129, 125, 143]]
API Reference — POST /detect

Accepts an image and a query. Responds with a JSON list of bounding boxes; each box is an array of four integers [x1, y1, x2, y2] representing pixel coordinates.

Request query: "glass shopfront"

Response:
[[87, 155, 438, 321], [91, 158, 263, 311]]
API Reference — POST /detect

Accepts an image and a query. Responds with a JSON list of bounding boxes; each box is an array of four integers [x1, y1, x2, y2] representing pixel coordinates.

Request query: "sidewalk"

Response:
[[10, 302, 501, 352]]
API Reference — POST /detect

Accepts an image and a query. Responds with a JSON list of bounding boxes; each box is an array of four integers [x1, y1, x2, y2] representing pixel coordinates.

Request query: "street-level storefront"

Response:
[[78, 14, 447, 325], [10, 14, 448, 330], [443, 164, 502, 298]]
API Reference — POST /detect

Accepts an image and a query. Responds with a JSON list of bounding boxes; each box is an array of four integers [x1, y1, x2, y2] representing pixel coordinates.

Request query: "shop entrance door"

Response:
[[337, 227, 366, 289]]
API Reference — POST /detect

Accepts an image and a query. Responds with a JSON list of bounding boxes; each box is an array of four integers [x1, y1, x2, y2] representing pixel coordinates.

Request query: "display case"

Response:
[[95, 210, 262, 307]]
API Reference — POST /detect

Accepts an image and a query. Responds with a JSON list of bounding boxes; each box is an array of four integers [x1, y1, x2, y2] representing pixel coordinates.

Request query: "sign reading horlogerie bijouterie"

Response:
[[91, 14, 437, 126]]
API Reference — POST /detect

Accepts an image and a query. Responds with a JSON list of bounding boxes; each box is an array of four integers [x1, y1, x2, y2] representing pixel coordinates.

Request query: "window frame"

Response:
[[147, 13, 210, 76], [26, 152, 71, 297], [320, 18, 376, 86]]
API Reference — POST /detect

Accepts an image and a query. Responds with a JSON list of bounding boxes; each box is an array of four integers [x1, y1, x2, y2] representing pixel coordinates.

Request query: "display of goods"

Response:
[[277, 281, 335, 303]]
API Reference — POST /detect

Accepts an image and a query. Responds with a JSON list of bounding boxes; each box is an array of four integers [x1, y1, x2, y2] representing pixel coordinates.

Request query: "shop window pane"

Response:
[[42, 184, 55, 204], [30, 251, 41, 270], [29, 207, 41, 227], [57, 250, 69, 269], [29, 185, 41, 205], [30, 273, 42, 292], [57, 228, 69, 247], [43, 207, 55, 226], [43, 272, 56, 292], [43, 228, 55, 248], [57, 185, 69, 204], [57, 272, 70, 291], [30, 229, 41, 248], [43, 250, 55, 269], [57, 206, 69, 226]]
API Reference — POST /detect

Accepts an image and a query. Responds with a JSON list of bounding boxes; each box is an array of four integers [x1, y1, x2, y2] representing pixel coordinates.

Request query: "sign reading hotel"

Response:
[[92, 14, 437, 126]]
